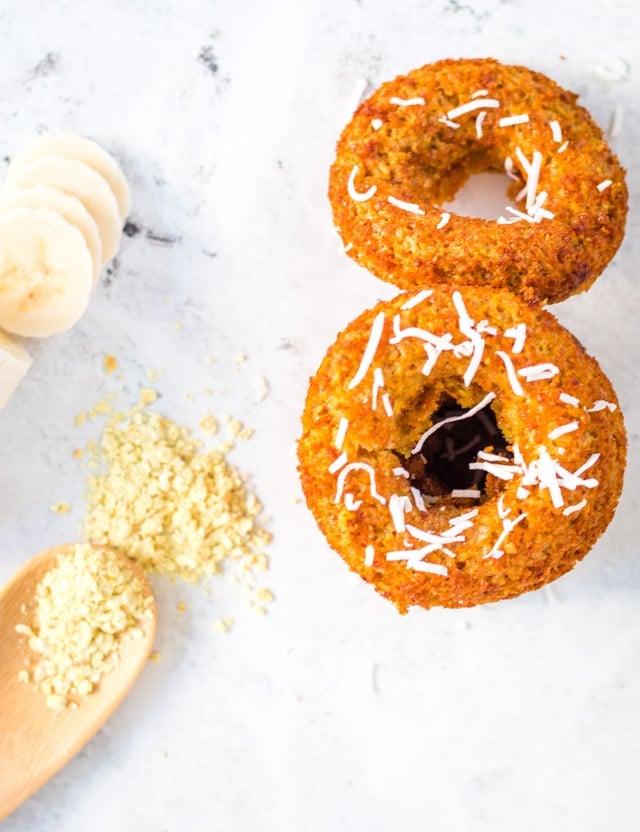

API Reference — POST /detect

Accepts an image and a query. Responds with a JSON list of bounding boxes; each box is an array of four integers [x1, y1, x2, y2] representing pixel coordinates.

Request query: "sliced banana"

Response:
[[0, 208, 93, 338], [7, 132, 131, 220], [0, 186, 103, 286], [5, 157, 122, 263], [0, 329, 32, 409]]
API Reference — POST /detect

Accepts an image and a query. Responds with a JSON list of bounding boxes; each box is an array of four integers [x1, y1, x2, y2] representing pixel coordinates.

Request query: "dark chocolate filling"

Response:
[[401, 395, 511, 500]]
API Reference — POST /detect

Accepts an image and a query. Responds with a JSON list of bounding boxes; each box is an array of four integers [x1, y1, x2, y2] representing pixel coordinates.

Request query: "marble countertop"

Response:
[[1, 1, 639, 830]]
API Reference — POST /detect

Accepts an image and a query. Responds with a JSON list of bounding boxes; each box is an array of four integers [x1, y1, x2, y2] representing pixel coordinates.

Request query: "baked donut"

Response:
[[329, 58, 627, 305], [298, 287, 626, 611]]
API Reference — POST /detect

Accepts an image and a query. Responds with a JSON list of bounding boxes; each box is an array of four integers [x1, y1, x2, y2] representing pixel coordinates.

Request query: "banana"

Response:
[[7, 132, 131, 220], [0, 186, 103, 286], [4, 157, 122, 263], [0, 208, 93, 338], [0, 329, 32, 410]]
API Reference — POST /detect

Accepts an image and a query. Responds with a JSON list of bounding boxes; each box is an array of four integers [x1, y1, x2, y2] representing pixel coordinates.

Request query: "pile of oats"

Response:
[[82, 408, 272, 595], [16, 544, 153, 711]]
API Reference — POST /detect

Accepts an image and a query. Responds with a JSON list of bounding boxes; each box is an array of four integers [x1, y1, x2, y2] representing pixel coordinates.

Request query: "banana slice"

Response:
[[0, 186, 103, 287], [0, 329, 32, 409], [7, 132, 131, 220], [0, 208, 93, 338], [4, 157, 122, 263]]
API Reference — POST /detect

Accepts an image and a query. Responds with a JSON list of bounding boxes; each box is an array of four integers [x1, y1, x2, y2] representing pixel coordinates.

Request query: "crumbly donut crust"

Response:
[[329, 58, 628, 305], [298, 287, 626, 611]]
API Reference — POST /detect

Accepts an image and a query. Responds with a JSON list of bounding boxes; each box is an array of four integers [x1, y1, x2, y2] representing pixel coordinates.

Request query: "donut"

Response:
[[298, 287, 626, 611], [329, 58, 627, 305]]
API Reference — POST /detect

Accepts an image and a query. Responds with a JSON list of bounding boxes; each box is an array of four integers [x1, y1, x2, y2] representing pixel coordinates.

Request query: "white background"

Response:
[[0, 1, 638, 830]]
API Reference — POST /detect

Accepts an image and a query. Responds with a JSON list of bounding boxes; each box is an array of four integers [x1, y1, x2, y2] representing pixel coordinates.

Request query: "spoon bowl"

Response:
[[0, 543, 156, 820]]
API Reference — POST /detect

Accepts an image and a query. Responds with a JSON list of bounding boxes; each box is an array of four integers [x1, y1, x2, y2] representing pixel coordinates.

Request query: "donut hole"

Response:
[[442, 170, 520, 220], [400, 395, 511, 502], [394, 143, 523, 218]]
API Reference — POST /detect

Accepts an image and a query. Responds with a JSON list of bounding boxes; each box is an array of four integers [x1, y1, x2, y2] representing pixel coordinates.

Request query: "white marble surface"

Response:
[[0, 1, 639, 830]]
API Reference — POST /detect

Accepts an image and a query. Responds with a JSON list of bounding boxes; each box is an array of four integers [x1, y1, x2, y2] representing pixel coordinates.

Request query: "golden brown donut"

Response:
[[298, 287, 626, 611], [329, 58, 627, 305]]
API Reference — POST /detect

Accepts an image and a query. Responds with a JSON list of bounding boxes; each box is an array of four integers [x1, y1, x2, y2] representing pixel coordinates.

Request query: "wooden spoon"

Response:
[[0, 543, 156, 820]]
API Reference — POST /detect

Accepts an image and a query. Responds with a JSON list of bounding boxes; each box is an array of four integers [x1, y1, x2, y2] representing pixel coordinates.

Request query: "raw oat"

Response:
[[82, 409, 271, 587], [16, 543, 152, 710]]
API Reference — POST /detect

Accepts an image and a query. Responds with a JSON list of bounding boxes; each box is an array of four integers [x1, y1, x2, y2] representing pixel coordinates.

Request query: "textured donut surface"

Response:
[[298, 287, 626, 611], [329, 58, 627, 305]]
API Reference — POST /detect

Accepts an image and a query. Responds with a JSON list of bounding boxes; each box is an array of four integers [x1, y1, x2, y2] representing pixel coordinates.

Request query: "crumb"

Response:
[[75, 412, 86, 427], [255, 588, 274, 603], [149, 651, 161, 663], [49, 501, 71, 515], [237, 427, 254, 441], [236, 353, 247, 364], [175, 321, 183, 330], [200, 413, 219, 436], [103, 355, 118, 376], [88, 399, 112, 419], [73, 449, 85, 460], [205, 355, 217, 364], [177, 601, 187, 613], [139, 388, 157, 405]]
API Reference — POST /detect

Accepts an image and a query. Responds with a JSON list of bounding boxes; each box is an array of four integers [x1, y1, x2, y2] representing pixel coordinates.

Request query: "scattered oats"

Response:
[[227, 419, 244, 438], [75, 412, 86, 427], [255, 588, 274, 604], [251, 604, 267, 616], [149, 651, 161, 663], [200, 413, 219, 436], [254, 375, 269, 403], [73, 449, 85, 460], [237, 426, 254, 441], [15, 544, 153, 710], [103, 355, 118, 376], [177, 601, 187, 613], [49, 501, 71, 515], [139, 388, 157, 405], [82, 409, 271, 585]]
